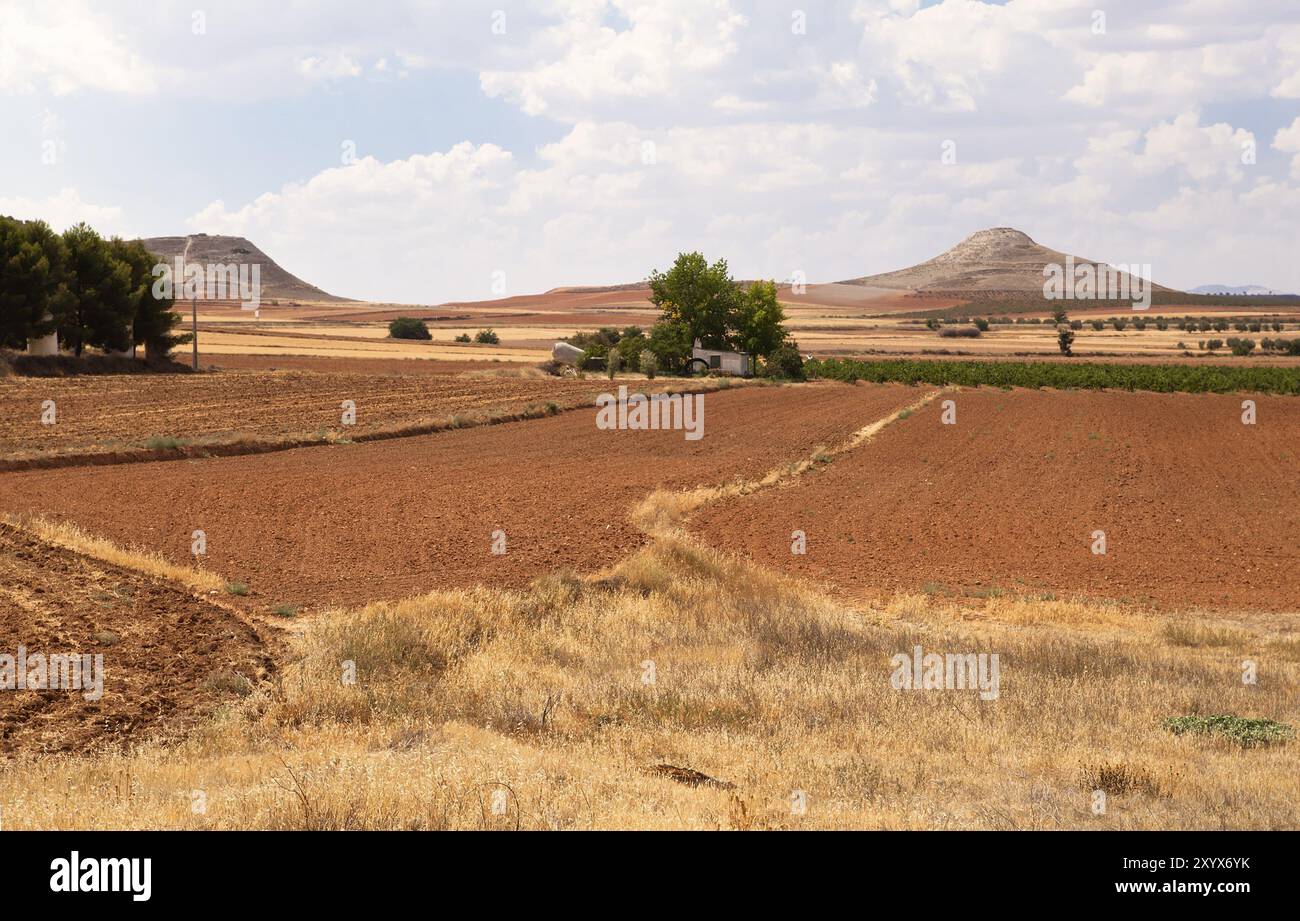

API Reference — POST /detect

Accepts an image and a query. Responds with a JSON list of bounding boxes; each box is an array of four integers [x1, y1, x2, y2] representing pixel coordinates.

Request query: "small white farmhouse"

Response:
[[688, 339, 750, 377]]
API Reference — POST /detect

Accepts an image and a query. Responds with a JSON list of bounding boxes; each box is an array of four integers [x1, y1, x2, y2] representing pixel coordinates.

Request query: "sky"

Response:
[[1, 0, 1298, 303]]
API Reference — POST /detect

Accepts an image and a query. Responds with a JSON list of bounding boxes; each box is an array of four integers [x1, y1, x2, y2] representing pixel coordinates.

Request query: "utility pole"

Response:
[[183, 235, 198, 371]]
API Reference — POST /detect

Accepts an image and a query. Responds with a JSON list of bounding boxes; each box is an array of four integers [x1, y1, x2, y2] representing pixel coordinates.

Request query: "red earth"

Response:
[[690, 387, 1300, 612], [0, 384, 920, 608]]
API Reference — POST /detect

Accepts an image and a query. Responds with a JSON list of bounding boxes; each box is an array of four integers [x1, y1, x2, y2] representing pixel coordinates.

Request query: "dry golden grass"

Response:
[[2, 513, 224, 594], [2, 531, 1295, 830], [1, 385, 1295, 830]]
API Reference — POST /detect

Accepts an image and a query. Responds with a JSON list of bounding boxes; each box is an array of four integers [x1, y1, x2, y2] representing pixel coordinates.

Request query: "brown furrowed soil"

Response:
[[0, 522, 273, 755], [691, 387, 1300, 612], [0, 368, 698, 465], [0, 384, 920, 608]]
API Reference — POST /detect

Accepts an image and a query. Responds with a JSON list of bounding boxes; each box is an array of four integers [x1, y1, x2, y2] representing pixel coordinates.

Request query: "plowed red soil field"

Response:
[[0, 385, 920, 607], [691, 387, 1300, 611], [0, 523, 273, 755], [0, 369, 681, 463]]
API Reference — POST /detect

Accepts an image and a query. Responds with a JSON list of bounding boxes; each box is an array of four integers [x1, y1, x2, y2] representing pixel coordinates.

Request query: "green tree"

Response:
[[1058, 326, 1075, 357], [733, 280, 788, 374], [644, 319, 693, 372], [614, 326, 647, 371], [648, 252, 738, 349], [0, 217, 72, 350], [61, 223, 134, 355], [110, 237, 188, 359]]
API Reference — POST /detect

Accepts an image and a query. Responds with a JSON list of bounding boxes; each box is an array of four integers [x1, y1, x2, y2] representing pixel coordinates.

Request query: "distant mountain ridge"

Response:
[[140, 234, 348, 303], [1188, 284, 1295, 296]]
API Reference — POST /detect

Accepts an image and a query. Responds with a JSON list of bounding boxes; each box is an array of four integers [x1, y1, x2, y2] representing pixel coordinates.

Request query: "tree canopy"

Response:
[[645, 252, 792, 371], [0, 215, 187, 359]]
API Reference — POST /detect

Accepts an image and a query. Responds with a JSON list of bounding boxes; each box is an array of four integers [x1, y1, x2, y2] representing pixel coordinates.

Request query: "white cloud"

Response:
[[0, 188, 126, 233], [297, 53, 362, 82], [1141, 112, 1255, 183], [480, 0, 748, 119], [6, 0, 1300, 297], [1273, 116, 1300, 177], [0, 0, 155, 95]]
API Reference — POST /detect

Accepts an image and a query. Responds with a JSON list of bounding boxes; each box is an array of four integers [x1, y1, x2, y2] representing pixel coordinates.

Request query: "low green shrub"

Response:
[[388, 317, 432, 340], [1162, 715, 1292, 748]]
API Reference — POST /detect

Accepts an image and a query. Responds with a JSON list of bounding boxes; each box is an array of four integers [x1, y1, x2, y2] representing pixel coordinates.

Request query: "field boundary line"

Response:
[[632, 386, 948, 535]]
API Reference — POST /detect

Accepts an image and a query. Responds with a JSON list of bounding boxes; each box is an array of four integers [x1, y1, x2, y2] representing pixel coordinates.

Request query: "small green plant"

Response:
[[1162, 715, 1292, 748], [388, 317, 432, 340], [225, 581, 250, 596], [1057, 326, 1075, 357], [1111, 318, 1128, 331], [1090, 320, 1105, 331], [146, 436, 188, 450], [454, 333, 471, 343], [972, 317, 990, 332], [925, 318, 941, 331], [271, 604, 299, 617], [475, 328, 500, 345]]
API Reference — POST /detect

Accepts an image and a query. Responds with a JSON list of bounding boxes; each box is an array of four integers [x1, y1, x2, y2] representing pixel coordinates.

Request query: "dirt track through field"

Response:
[[691, 387, 1300, 611], [0, 385, 921, 607]]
